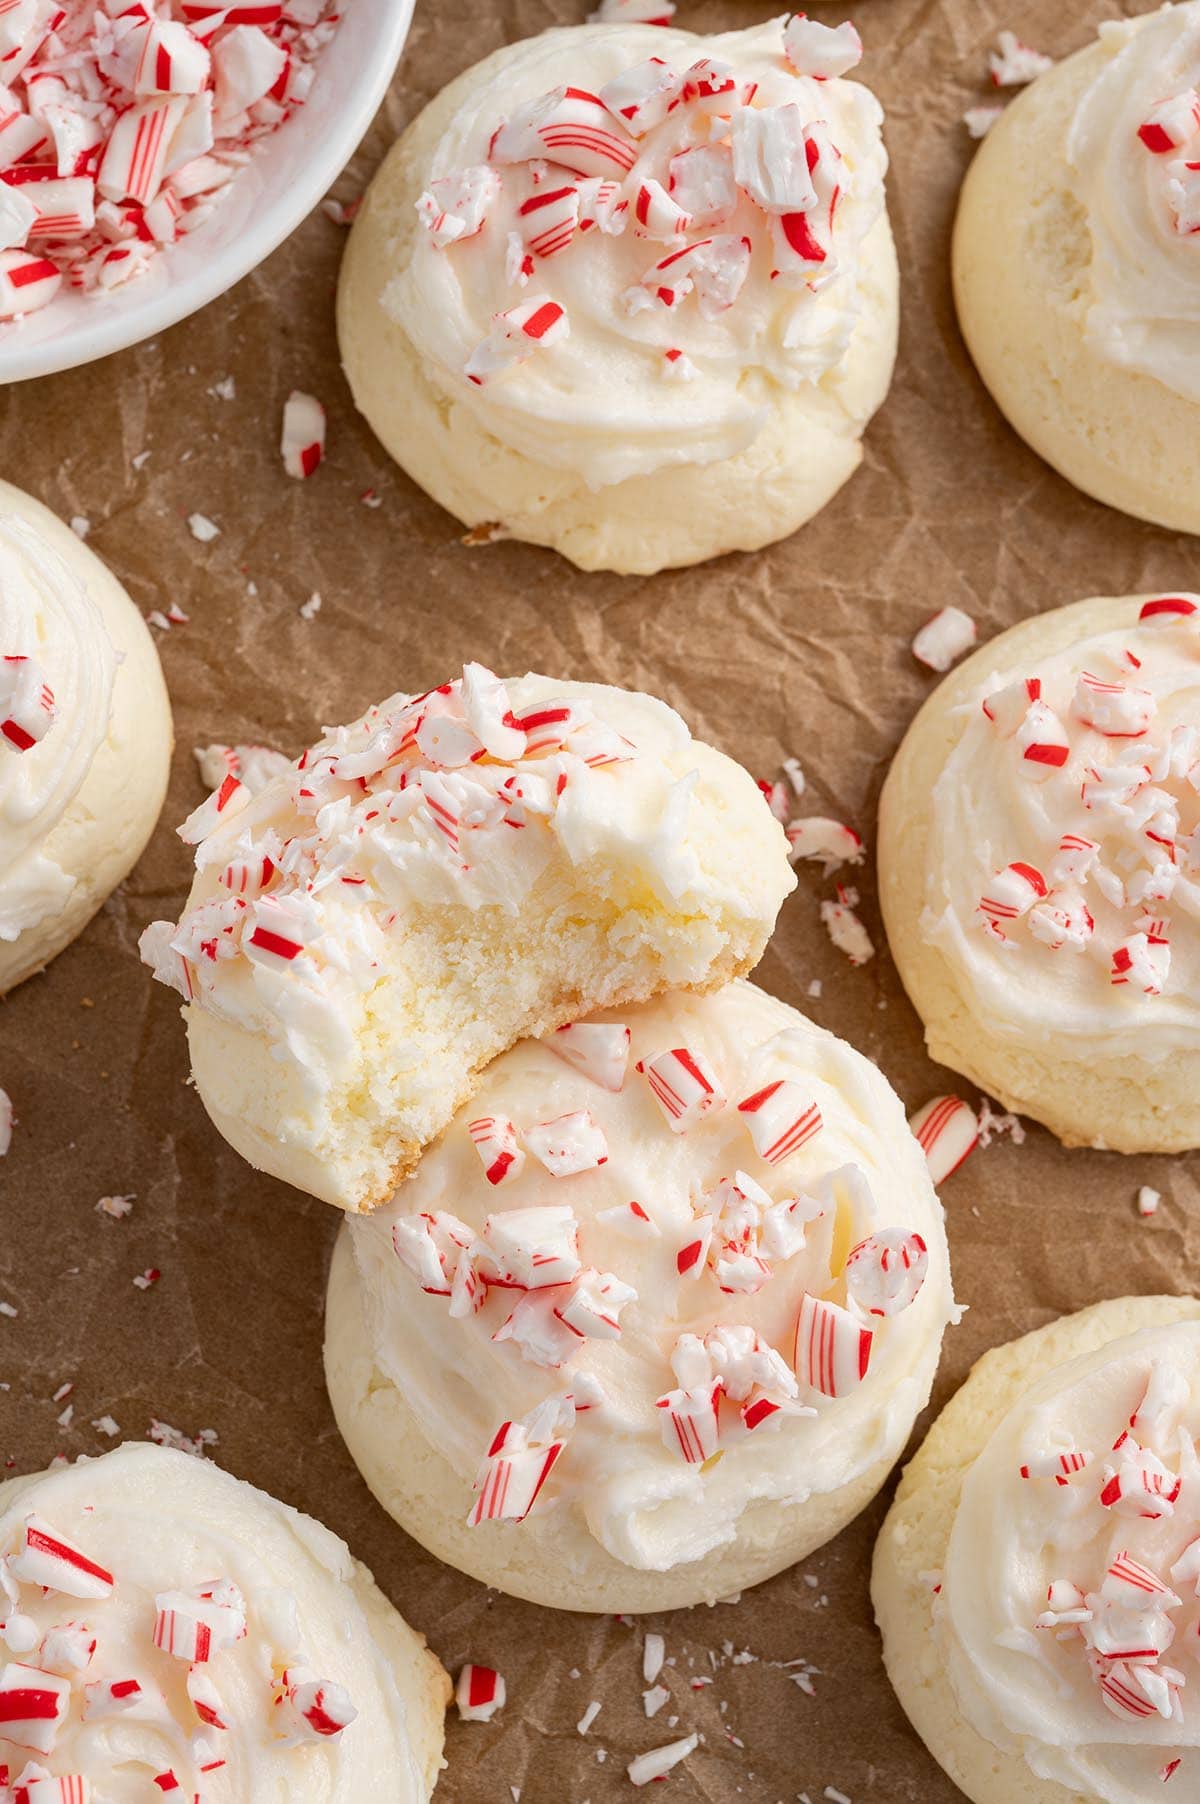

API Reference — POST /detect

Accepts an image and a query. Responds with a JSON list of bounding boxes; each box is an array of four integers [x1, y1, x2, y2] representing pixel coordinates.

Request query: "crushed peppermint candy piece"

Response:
[[456, 1664, 506, 1721], [908, 1095, 979, 1185], [1137, 1186, 1162, 1218], [418, 165, 500, 248], [786, 816, 863, 874], [988, 30, 1053, 88], [638, 1046, 725, 1129], [820, 886, 874, 965], [963, 104, 1003, 139], [10, 1520, 113, 1601], [468, 1116, 525, 1187], [912, 607, 977, 673], [280, 391, 325, 479], [628, 1732, 700, 1785], [782, 15, 863, 80], [844, 1229, 929, 1317], [279, 1670, 357, 1741], [469, 1402, 571, 1526], [590, 0, 676, 20], [547, 1021, 630, 1091], [1138, 91, 1200, 155], [465, 295, 569, 385], [525, 1110, 609, 1176], [0, 1662, 71, 1755], [1, 656, 56, 754], [795, 1292, 872, 1397], [737, 1079, 822, 1164]]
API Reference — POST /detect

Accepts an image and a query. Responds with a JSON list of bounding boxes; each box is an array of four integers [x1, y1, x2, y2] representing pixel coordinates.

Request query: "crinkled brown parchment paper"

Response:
[[2, 2, 1197, 1799]]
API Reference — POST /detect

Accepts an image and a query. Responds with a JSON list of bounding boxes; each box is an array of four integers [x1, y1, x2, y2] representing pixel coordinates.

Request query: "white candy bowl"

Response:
[[0, 0, 415, 384]]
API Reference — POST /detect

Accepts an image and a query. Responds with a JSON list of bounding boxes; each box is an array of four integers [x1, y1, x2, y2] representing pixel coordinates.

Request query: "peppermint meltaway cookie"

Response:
[[0, 1442, 448, 1800], [954, 4, 1200, 534], [879, 593, 1200, 1154], [140, 668, 795, 1212], [324, 980, 956, 1612], [873, 1296, 1200, 1804], [0, 481, 172, 995], [337, 14, 898, 574]]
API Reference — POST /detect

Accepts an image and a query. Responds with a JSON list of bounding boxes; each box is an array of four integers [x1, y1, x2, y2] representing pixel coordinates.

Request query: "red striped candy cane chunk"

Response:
[[908, 1094, 978, 1184], [1028, 896, 1094, 951], [1139, 595, 1199, 622], [469, 1411, 567, 1525], [547, 1021, 630, 1091], [1016, 700, 1070, 777], [244, 892, 308, 968], [1049, 832, 1100, 884], [785, 815, 862, 873], [844, 1229, 929, 1317], [638, 1045, 725, 1130], [0, 245, 58, 314], [391, 1210, 472, 1294], [655, 1378, 722, 1463], [981, 674, 1040, 735], [912, 606, 976, 672], [131, 17, 211, 93], [280, 389, 325, 479], [36, 1623, 94, 1676], [177, 772, 250, 844], [1034, 1578, 1091, 1627], [0, 655, 55, 753], [821, 885, 874, 965], [12, 1776, 91, 1804], [682, 56, 744, 111], [628, 1733, 700, 1786], [1138, 90, 1200, 154], [794, 1293, 872, 1397], [479, 1204, 580, 1288], [525, 1109, 608, 1176], [731, 102, 817, 214], [10, 1518, 113, 1599], [1073, 671, 1156, 738], [153, 1580, 245, 1663], [575, 174, 626, 235], [492, 85, 636, 178], [210, 24, 286, 122], [631, 233, 751, 317], [1098, 1666, 1160, 1719], [456, 1663, 506, 1722], [631, 177, 690, 242], [467, 1114, 525, 1186], [1100, 1443, 1181, 1518], [137, 920, 195, 1002], [596, 1198, 660, 1238], [0, 1663, 71, 1754], [1111, 928, 1170, 995], [517, 182, 580, 259], [667, 143, 736, 228], [187, 1667, 229, 1731], [737, 1078, 822, 1164], [782, 13, 863, 78], [97, 96, 186, 205], [1131, 1363, 1188, 1443], [417, 164, 500, 249], [554, 1267, 636, 1339], [1019, 1446, 1092, 1484], [279, 1670, 357, 1740], [977, 860, 1047, 932], [1103, 1551, 1180, 1610], [598, 56, 683, 136], [675, 1212, 713, 1278], [0, 181, 35, 250], [465, 294, 568, 385], [492, 1288, 578, 1366], [24, 178, 95, 240]]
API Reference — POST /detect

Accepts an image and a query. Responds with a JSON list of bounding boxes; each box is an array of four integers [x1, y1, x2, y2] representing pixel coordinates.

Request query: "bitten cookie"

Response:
[[141, 666, 795, 1212], [325, 980, 956, 1612], [0, 1441, 448, 1799], [954, 4, 1200, 534], [0, 481, 172, 995], [879, 593, 1200, 1154], [338, 14, 898, 573], [873, 1296, 1200, 1804]]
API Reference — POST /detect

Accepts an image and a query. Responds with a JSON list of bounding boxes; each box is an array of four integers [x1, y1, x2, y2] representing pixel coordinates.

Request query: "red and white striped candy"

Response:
[[459, 661, 524, 759], [469, 1418, 565, 1525], [187, 1667, 229, 1731], [153, 1584, 243, 1663], [1028, 897, 1094, 951], [661, 346, 696, 381], [575, 175, 626, 235], [682, 56, 744, 111], [492, 86, 636, 179], [760, 1192, 822, 1260], [391, 1210, 472, 1295], [456, 1664, 505, 1722], [480, 1204, 580, 1288], [97, 96, 185, 205], [821, 887, 875, 965], [597, 1198, 659, 1237], [666, 145, 736, 232], [280, 389, 325, 479], [785, 815, 862, 874], [555, 1267, 636, 1339], [0, 107, 49, 170], [795, 1293, 872, 1397], [465, 294, 568, 386], [467, 1115, 525, 1186], [218, 849, 277, 897], [1111, 929, 1170, 996], [244, 892, 307, 969], [1139, 595, 1199, 622], [977, 861, 1047, 930], [1100, 1446, 1181, 1518], [631, 177, 690, 241], [633, 233, 751, 318], [211, 24, 286, 122], [732, 102, 817, 215], [912, 606, 977, 673], [525, 1109, 608, 1176], [737, 1079, 822, 1164], [1035, 1578, 1090, 1626], [1132, 1363, 1188, 1443], [22, 178, 95, 240], [1103, 1552, 1180, 1610], [36, 1624, 94, 1676], [0, 181, 35, 250], [638, 1045, 725, 1130], [1098, 1666, 1161, 1719], [1019, 1447, 1092, 1484], [908, 1094, 979, 1184], [591, 0, 676, 19], [1073, 671, 1156, 738], [1016, 700, 1070, 777], [280, 1673, 357, 1740], [656, 1379, 722, 1463], [844, 1229, 929, 1317], [675, 1212, 713, 1278], [547, 1021, 630, 1091], [493, 1289, 577, 1367], [1138, 90, 1200, 154], [0, 1663, 71, 1754], [982, 675, 1041, 736], [1049, 832, 1100, 885], [177, 772, 250, 844], [10, 1519, 113, 1600], [987, 30, 1053, 87], [518, 182, 579, 259], [782, 13, 863, 79], [0, 656, 55, 753], [0, 245, 59, 314], [11, 1776, 91, 1804], [628, 1734, 700, 1787], [417, 164, 500, 249], [138, 919, 195, 1002], [598, 57, 683, 137], [131, 17, 210, 93]]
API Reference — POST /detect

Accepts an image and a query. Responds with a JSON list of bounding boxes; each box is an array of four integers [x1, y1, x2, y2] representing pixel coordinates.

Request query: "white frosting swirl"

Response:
[[347, 981, 954, 1575], [921, 600, 1200, 1064], [0, 1443, 435, 1802], [1067, 4, 1200, 402], [0, 514, 117, 943], [938, 1320, 1200, 1802], [389, 19, 888, 487]]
